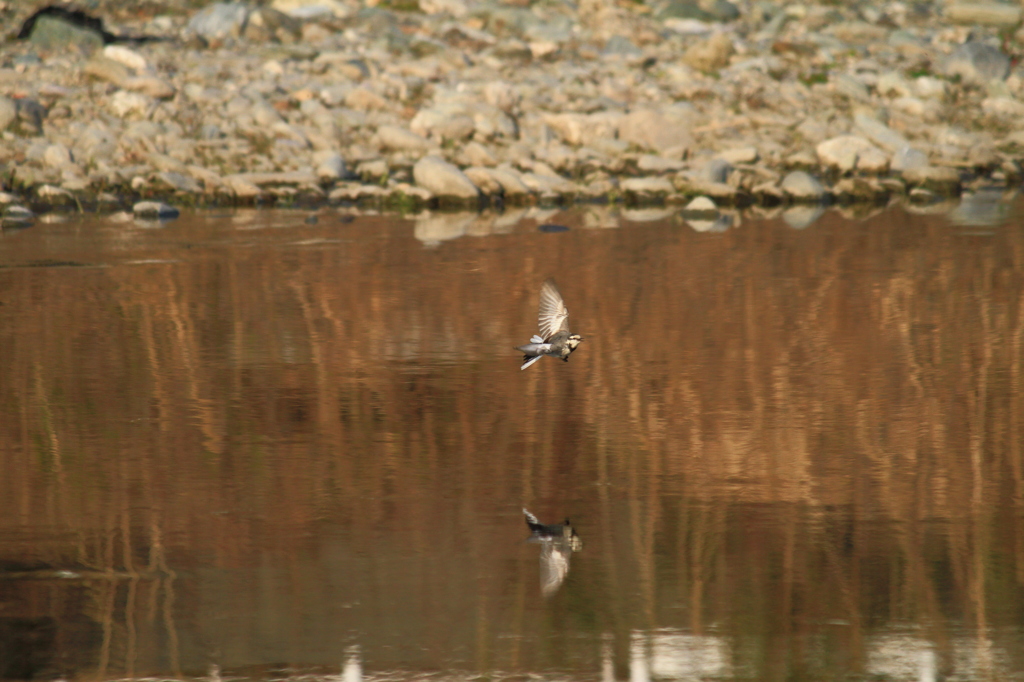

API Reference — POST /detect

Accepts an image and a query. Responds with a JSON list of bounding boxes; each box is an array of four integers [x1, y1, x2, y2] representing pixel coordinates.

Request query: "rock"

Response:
[[245, 7, 302, 43], [683, 32, 734, 71], [43, 144, 73, 168], [460, 142, 498, 167], [124, 76, 176, 99], [698, 158, 733, 184], [483, 81, 519, 113], [187, 3, 251, 42], [133, 201, 180, 218], [913, 76, 947, 99], [619, 106, 696, 153], [853, 112, 909, 153], [22, 13, 104, 53], [376, 125, 434, 153], [482, 167, 531, 196], [0, 96, 17, 131], [603, 35, 642, 58], [940, 42, 1010, 86], [419, 0, 468, 16], [816, 136, 888, 173], [982, 97, 1024, 118], [109, 91, 151, 118], [891, 146, 930, 172], [345, 87, 388, 111], [271, 0, 351, 19], [412, 156, 480, 199], [780, 171, 826, 201], [463, 167, 504, 194], [15, 99, 46, 134], [83, 55, 130, 85], [901, 166, 962, 195], [102, 45, 148, 71], [833, 177, 887, 203], [718, 147, 759, 164], [155, 172, 203, 193], [945, 2, 1022, 27], [682, 195, 718, 216], [637, 155, 686, 172], [833, 74, 870, 102], [313, 151, 347, 180], [620, 177, 675, 196]]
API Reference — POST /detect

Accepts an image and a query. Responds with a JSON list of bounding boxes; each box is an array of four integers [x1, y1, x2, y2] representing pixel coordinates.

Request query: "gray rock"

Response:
[[16, 99, 45, 135], [23, 14, 104, 53], [603, 35, 642, 58], [413, 156, 479, 199], [780, 171, 826, 201], [133, 201, 180, 218], [0, 96, 17, 131], [187, 3, 251, 42], [941, 42, 1010, 86]]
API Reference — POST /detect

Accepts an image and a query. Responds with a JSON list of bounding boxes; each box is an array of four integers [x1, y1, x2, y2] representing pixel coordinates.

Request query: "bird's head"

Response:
[[567, 334, 584, 349]]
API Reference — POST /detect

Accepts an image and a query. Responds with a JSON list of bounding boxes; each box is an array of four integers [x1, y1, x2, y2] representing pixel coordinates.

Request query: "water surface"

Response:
[[1, 206, 1023, 681]]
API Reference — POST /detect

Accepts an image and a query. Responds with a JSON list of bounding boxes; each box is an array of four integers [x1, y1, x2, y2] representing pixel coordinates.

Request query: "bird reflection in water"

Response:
[[523, 508, 583, 597]]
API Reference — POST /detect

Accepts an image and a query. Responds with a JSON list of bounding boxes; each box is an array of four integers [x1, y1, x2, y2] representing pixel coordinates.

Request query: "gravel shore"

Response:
[[2, 0, 1023, 222]]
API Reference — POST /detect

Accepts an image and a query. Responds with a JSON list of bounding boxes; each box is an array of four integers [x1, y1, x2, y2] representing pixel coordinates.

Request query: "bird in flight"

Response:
[[515, 279, 583, 370]]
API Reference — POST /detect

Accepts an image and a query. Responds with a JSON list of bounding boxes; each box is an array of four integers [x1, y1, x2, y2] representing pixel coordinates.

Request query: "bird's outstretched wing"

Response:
[[537, 279, 570, 340]]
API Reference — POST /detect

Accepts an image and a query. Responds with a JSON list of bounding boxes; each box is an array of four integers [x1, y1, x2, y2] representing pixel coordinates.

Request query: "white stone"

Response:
[[684, 196, 717, 212], [816, 135, 887, 173], [780, 171, 825, 200], [109, 91, 151, 118], [103, 45, 148, 71], [412, 156, 479, 199]]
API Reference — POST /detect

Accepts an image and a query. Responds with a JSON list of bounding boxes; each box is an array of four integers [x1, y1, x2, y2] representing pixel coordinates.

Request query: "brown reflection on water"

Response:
[[1, 207, 1023, 680]]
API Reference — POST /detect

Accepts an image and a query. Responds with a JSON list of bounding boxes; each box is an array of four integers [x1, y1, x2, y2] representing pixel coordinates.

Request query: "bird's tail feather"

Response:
[[521, 355, 544, 370]]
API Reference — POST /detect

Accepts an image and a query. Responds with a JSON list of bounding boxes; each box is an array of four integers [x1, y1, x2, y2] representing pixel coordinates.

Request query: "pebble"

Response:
[[780, 171, 826, 202], [413, 156, 480, 200], [133, 201, 180, 218]]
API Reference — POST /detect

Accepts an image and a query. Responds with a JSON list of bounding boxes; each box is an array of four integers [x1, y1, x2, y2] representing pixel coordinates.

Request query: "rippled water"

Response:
[[1, 205, 1023, 681]]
